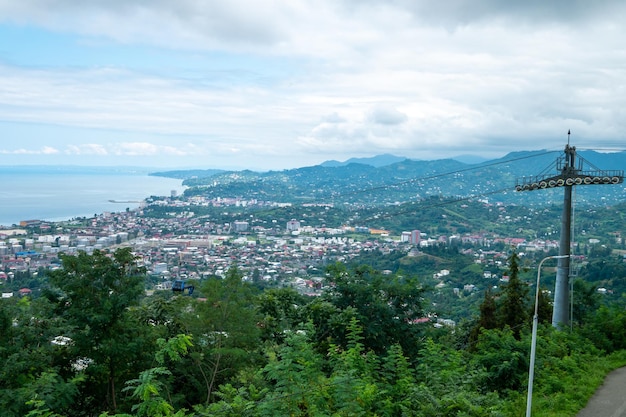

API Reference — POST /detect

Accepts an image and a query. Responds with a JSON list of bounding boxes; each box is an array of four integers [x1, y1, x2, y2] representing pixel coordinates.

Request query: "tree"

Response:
[[468, 287, 498, 348], [259, 328, 329, 416], [251, 268, 261, 284], [120, 334, 193, 417], [319, 263, 426, 358], [471, 327, 530, 394], [0, 297, 80, 417], [497, 251, 529, 339], [580, 305, 626, 352], [571, 278, 601, 326], [179, 266, 262, 406], [469, 252, 531, 346], [256, 287, 308, 344], [535, 286, 553, 325], [478, 287, 498, 330], [46, 248, 148, 414]]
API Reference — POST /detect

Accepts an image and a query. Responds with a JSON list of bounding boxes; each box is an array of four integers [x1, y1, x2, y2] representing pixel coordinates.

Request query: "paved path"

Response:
[[577, 367, 626, 417]]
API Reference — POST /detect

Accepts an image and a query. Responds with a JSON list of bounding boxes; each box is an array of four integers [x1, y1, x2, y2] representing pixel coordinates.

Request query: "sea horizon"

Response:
[[0, 168, 185, 227]]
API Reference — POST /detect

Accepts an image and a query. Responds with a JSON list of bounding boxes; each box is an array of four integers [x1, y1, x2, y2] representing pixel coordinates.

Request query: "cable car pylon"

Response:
[[515, 131, 624, 327]]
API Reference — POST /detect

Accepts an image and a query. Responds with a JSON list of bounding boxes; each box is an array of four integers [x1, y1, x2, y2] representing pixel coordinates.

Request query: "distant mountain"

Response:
[[320, 154, 408, 168], [321, 153, 490, 167], [480, 149, 626, 175], [154, 149, 626, 207], [451, 154, 490, 164], [575, 150, 626, 171]]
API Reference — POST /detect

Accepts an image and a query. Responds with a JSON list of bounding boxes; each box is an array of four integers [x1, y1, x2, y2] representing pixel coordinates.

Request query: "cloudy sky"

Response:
[[1, 0, 625, 170]]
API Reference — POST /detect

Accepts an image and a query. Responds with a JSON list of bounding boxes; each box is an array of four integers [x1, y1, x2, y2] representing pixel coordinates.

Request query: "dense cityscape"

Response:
[[1, 191, 568, 301]]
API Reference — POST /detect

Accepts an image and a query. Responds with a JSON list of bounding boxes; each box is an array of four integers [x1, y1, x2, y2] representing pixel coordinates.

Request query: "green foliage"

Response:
[[202, 318, 507, 417], [256, 287, 308, 344], [571, 278, 601, 325], [378, 343, 419, 414], [577, 255, 626, 304], [469, 288, 498, 347], [196, 383, 266, 417], [45, 248, 150, 414], [416, 338, 466, 391], [580, 304, 626, 352], [519, 329, 626, 417], [259, 328, 329, 416], [5, 252, 626, 417], [471, 327, 529, 393], [320, 263, 426, 358], [535, 285, 553, 325], [0, 295, 81, 417], [124, 367, 176, 417], [497, 252, 529, 339], [177, 266, 263, 406], [107, 334, 193, 417], [410, 338, 503, 417], [154, 334, 193, 364], [326, 317, 380, 415], [470, 252, 531, 346], [25, 397, 65, 417], [131, 293, 188, 339]]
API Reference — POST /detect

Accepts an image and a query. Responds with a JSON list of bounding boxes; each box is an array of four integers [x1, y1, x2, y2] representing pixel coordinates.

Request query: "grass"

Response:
[[508, 350, 626, 417]]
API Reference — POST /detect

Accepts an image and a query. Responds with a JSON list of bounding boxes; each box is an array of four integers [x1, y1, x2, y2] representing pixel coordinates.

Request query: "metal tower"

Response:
[[515, 132, 624, 327]]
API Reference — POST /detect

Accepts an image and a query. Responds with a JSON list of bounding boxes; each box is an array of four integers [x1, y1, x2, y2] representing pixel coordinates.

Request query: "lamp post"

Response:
[[526, 254, 570, 417]]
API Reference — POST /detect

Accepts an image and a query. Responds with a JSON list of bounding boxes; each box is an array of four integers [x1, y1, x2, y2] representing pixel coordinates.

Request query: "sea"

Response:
[[0, 166, 186, 227]]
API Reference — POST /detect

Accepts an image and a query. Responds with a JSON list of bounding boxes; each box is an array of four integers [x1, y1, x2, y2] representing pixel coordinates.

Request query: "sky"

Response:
[[0, 0, 625, 171]]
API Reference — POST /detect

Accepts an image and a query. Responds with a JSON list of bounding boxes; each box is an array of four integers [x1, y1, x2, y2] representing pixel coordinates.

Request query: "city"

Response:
[[0, 191, 583, 308]]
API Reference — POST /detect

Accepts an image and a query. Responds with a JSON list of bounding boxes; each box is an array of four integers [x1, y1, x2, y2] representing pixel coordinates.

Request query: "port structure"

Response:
[[515, 134, 623, 328]]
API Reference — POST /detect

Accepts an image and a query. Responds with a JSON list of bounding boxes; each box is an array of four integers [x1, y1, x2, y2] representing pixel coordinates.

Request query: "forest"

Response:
[[2, 247, 626, 417]]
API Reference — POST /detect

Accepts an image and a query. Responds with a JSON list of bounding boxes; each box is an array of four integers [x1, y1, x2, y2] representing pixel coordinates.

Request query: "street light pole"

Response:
[[526, 254, 570, 417]]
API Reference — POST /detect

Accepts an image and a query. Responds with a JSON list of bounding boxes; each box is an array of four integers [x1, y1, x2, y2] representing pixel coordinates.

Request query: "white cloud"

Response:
[[41, 146, 59, 154], [0, 146, 60, 155], [0, 1, 624, 168], [65, 144, 109, 155], [58, 142, 206, 157], [112, 142, 190, 156]]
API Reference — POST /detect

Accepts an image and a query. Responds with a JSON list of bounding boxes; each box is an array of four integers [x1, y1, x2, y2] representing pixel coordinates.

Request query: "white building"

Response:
[[287, 219, 301, 232]]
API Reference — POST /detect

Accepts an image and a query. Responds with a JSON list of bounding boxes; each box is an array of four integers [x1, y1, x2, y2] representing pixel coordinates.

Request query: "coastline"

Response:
[[0, 171, 185, 227]]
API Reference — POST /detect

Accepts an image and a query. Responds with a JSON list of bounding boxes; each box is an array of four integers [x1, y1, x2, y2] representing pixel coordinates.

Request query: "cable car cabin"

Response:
[[172, 280, 194, 295]]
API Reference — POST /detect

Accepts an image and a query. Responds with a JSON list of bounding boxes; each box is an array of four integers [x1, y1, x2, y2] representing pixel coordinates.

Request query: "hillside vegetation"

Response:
[[3, 248, 626, 417]]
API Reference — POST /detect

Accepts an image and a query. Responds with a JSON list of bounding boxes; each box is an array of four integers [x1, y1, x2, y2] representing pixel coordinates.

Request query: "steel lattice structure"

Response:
[[515, 139, 624, 327]]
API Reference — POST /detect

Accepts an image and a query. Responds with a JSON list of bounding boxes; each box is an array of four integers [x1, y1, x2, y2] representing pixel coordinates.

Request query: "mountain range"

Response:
[[151, 149, 626, 207], [320, 153, 489, 167]]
